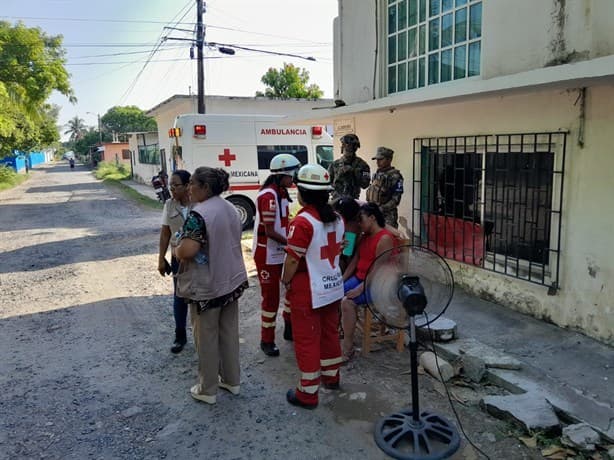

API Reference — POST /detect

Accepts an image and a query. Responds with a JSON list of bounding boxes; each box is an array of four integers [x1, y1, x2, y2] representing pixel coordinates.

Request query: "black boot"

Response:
[[171, 328, 187, 354], [283, 319, 293, 341], [260, 341, 280, 357]]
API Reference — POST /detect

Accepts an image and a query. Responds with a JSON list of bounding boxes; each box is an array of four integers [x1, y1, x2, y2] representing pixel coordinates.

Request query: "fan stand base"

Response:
[[374, 407, 460, 460]]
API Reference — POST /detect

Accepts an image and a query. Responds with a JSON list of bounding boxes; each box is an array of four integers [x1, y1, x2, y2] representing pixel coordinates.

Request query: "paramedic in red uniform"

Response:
[[281, 164, 345, 409], [252, 154, 301, 357]]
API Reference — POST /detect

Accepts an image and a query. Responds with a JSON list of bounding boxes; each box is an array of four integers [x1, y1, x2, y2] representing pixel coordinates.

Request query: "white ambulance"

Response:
[[170, 113, 334, 229]]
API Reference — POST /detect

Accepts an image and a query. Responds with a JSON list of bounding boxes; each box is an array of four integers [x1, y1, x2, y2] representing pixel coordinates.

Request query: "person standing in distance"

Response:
[[281, 164, 345, 409], [328, 133, 370, 202], [366, 147, 404, 228], [252, 154, 301, 357], [158, 169, 191, 353]]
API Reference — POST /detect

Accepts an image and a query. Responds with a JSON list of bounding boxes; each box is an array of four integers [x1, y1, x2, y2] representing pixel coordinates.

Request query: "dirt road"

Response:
[[0, 163, 540, 459]]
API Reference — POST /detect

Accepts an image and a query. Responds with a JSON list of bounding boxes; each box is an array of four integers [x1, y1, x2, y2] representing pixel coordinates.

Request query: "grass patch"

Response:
[[0, 165, 28, 191], [104, 180, 163, 210], [93, 161, 162, 210], [94, 161, 131, 181]]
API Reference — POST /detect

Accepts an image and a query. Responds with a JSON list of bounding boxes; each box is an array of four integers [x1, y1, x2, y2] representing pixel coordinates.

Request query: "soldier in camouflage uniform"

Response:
[[366, 147, 404, 228], [328, 133, 371, 202]]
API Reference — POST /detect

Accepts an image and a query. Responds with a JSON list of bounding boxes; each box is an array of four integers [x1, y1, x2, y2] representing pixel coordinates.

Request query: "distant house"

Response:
[[293, 1, 614, 344], [126, 131, 159, 185], [95, 142, 130, 165], [144, 94, 335, 177]]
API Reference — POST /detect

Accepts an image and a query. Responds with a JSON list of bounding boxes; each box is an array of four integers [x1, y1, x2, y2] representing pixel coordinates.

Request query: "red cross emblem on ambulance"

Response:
[[218, 148, 236, 166]]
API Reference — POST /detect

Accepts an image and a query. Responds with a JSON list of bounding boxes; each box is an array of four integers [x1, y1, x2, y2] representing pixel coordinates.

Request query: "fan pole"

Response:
[[409, 316, 420, 422], [369, 245, 461, 459]]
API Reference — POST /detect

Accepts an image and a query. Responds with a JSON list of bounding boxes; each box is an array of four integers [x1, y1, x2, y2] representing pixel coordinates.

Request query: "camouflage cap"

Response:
[[372, 146, 394, 160]]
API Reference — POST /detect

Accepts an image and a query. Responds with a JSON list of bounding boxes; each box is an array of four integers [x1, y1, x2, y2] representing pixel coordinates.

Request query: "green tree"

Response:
[[256, 63, 323, 99], [64, 116, 86, 142], [100, 106, 157, 137], [73, 128, 109, 156], [0, 21, 74, 157]]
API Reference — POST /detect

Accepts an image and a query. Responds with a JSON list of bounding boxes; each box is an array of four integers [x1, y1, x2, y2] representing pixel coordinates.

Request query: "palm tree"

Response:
[[64, 116, 86, 141]]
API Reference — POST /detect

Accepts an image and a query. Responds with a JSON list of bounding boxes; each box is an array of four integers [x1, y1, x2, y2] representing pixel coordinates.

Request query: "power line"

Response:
[[0, 15, 197, 25], [65, 56, 229, 66], [70, 46, 185, 60], [118, 0, 194, 105], [0, 15, 331, 45], [207, 24, 331, 45]]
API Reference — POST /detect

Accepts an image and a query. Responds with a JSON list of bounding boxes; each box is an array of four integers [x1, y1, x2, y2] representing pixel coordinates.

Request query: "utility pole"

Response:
[[86, 112, 102, 144], [196, 0, 205, 114], [97, 114, 102, 144]]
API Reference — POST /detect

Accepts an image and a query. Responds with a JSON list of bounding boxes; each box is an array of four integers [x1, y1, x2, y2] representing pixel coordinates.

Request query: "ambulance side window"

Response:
[[316, 145, 334, 170], [257, 145, 308, 169]]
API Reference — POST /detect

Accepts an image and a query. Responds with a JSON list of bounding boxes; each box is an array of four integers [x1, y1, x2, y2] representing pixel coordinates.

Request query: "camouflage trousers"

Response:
[[384, 209, 399, 229]]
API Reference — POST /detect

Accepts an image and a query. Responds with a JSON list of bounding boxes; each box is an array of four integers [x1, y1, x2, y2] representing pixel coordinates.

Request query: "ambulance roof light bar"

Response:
[[311, 126, 323, 138]]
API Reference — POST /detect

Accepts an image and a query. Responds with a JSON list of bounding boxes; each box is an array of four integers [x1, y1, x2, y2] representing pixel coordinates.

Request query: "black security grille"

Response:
[[412, 132, 566, 289]]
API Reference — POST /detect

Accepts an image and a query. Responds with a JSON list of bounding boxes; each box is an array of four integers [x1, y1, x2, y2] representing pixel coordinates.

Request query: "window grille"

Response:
[[138, 144, 160, 165], [412, 132, 566, 289], [386, 0, 482, 94]]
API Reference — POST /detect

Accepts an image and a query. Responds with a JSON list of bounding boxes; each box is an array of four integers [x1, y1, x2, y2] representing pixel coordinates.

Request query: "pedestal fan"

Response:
[[364, 244, 460, 460]]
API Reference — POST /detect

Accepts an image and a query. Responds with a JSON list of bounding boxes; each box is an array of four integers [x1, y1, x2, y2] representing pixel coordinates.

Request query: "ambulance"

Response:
[[169, 113, 334, 229]]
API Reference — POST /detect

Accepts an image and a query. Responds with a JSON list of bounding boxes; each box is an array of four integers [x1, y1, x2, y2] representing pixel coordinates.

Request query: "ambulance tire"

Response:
[[227, 196, 254, 231]]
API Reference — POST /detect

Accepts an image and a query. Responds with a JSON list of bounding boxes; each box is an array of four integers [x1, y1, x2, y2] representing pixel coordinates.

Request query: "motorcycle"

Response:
[[151, 171, 170, 203]]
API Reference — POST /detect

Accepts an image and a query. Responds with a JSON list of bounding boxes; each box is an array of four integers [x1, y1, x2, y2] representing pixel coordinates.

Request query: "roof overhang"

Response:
[[288, 54, 614, 125]]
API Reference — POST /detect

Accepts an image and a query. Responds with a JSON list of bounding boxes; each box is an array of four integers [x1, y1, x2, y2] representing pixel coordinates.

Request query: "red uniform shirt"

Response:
[[254, 184, 289, 255]]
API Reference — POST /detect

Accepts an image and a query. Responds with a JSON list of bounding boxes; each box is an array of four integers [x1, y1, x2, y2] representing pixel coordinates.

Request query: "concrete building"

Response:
[[297, 0, 614, 344], [144, 94, 335, 176], [94, 142, 130, 165], [126, 131, 160, 185]]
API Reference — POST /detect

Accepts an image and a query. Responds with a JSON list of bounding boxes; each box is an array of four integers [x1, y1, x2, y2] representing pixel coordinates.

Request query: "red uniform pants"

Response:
[[288, 280, 343, 405], [255, 258, 289, 343]]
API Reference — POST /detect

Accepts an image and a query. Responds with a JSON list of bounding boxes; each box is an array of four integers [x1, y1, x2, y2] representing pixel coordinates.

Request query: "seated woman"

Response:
[[332, 196, 362, 273], [341, 202, 396, 361]]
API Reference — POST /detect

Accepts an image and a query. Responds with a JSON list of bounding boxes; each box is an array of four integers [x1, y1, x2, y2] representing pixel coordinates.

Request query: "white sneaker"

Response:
[[218, 377, 240, 395], [190, 385, 216, 404]]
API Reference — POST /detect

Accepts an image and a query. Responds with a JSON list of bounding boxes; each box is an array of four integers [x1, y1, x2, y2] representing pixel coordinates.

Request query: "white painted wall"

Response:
[[335, 0, 614, 102], [334, 1, 377, 104], [340, 84, 614, 344], [127, 131, 161, 184]]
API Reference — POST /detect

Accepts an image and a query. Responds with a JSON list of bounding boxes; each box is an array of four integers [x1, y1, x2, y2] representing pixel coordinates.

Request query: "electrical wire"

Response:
[[117, 0, 194, 105], [65, 56, 229, 66], [0, 15, 331, 46], [69, 46, 185, 60], [0, 15, 196, 25], [207, 41, 316, 61], [424, 311, 492, 460]]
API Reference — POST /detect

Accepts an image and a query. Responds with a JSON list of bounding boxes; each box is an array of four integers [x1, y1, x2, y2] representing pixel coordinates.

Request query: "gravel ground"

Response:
[[0, 162, 543, 459]]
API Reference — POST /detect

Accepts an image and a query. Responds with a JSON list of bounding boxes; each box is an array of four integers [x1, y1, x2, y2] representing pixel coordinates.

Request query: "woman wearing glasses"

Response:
[[157, 169, 191, 353]]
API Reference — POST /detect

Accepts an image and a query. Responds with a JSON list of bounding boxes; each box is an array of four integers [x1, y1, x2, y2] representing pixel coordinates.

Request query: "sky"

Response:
[[1, 0, 337, 138]]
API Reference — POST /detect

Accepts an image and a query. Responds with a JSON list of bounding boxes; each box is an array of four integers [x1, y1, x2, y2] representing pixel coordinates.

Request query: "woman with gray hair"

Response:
[[175, 167, 248, 405]]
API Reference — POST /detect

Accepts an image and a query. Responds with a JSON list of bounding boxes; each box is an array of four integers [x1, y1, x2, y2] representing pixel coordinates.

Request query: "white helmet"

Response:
[[294, 164, 333, 191], [269, 154, 301, 176]]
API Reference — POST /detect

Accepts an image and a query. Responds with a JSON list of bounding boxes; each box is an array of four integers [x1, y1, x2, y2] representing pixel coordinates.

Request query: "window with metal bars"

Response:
[[412, 132, 566, 289]]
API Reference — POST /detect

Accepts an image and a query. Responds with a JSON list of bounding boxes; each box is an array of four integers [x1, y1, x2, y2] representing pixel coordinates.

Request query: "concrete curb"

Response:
[[433, 339, 614, 442]]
